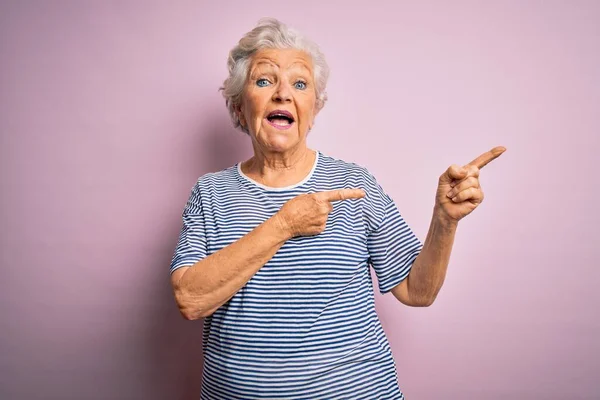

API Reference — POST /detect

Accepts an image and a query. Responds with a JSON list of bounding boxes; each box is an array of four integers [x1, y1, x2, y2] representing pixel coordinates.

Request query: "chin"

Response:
[[259, 128, 304, 151], [265, 139, 300, 153]]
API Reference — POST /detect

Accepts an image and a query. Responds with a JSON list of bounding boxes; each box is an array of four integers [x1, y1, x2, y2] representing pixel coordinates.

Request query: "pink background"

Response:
[[1, 1, 598, 399]]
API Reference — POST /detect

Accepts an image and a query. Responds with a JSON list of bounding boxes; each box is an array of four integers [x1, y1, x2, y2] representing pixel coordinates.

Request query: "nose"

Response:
[[272, 81, 292, 103]]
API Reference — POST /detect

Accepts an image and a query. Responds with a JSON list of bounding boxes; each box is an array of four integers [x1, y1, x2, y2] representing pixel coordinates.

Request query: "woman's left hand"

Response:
[[435, 146, 506, 222]]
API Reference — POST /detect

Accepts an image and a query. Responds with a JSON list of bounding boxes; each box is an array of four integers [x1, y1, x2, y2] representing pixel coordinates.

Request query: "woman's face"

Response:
[[239, 48, 318, 155]]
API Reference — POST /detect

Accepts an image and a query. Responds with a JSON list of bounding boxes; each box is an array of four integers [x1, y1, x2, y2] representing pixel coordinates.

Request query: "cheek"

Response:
[[301, 108, 316, 127], [241, 89, 254, 108], [241, 99, 259, 124], [297, 97, 316, 121]]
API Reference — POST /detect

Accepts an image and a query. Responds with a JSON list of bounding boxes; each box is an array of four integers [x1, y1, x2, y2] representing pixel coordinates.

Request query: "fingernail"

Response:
[[447, 190, 454, 198], [452, 196, 458, 202]]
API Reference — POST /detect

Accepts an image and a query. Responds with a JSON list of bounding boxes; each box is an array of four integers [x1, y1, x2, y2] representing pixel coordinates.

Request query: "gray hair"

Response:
[[219, 18, 330, 134]]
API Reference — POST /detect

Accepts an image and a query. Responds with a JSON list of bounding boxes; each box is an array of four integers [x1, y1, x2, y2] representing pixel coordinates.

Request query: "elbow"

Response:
[[179, 307, 204, 321], [178, 303, 214, 320], [407, 290, 438, 307], [410, 280, 443, 307], [412, 295, 436, 307], [174, 290, 214, 320]]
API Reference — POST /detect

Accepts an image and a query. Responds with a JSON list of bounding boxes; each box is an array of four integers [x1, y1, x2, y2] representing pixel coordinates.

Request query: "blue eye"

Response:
[[294, 81, 307, 90], [256, 78, 270, 87]]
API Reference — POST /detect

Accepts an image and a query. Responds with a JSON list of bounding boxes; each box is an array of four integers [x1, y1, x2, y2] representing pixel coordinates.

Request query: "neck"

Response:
[[242, 145, 316, 188]]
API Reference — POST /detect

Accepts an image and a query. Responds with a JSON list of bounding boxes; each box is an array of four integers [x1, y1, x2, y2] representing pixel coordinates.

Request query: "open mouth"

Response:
[[266, 110, 295, 129]]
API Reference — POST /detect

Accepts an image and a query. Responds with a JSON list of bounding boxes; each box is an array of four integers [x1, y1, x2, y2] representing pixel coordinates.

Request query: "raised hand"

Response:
[[275, 189, 366, 238], [436, 146, 506, 222]]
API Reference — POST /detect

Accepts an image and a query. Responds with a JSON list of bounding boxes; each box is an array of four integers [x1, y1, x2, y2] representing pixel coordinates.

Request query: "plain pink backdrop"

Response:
[[1, 1, 598, 399]]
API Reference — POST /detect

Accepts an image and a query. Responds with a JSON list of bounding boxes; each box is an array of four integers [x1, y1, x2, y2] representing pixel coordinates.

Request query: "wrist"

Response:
[[433, 206, 459, 229], [270, 212, 294, 241]]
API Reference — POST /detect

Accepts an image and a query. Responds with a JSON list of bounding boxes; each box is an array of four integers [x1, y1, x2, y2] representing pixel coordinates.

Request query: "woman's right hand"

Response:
[[274, 189, 366, 238]]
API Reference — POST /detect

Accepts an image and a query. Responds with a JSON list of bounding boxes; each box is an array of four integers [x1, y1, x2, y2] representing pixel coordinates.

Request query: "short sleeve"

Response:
[[363, 171, 423, 294], [169, 181, 208, 274]]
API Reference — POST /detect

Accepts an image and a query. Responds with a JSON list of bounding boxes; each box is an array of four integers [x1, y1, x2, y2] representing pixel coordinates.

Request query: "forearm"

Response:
[[406, 207, 458, 305], [174, 214, 291, 319]]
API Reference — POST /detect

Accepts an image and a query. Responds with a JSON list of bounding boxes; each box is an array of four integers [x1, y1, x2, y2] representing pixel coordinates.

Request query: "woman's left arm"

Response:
[[391, 146, 506, 307]]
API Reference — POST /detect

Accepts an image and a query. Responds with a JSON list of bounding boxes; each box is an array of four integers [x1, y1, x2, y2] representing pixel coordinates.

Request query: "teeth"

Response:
[[267, 114, 293, 123], [268, 113, 292, 119]]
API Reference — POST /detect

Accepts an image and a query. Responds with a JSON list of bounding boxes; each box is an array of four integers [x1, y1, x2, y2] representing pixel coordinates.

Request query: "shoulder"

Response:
[[317, 152, 380, 184], [182, 165, 239, 209], [318, 152, 394, 233], [317, 152, 390, 201], [191, 165, 239, 192]]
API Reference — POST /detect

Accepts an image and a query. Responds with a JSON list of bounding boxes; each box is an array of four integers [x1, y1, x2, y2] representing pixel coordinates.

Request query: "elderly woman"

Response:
[[169, 18, 504, 400]]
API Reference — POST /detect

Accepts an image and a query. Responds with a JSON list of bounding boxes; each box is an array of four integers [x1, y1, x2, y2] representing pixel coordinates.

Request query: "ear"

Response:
[[236, 104, 246, 127], [309, 105, 321, 130]]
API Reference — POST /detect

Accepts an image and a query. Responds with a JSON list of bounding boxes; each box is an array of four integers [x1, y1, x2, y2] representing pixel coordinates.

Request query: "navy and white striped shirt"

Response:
[[170, 151, 423, 399]]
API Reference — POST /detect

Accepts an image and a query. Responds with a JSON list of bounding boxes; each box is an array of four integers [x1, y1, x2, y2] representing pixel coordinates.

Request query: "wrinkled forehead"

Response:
[[249, 48, 314, 76]]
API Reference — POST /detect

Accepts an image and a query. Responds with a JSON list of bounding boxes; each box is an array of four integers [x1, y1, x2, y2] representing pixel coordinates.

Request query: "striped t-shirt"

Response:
[[170, 150, 423, 399]]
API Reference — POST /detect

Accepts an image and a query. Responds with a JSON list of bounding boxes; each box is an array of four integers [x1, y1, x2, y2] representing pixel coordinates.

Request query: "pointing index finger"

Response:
[[467, 146, 506, 169], [316, 188, 366, 202]]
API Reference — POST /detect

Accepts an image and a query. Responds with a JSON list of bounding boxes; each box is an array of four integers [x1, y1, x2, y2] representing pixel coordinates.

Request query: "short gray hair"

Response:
[[219, 18, 330, 133]]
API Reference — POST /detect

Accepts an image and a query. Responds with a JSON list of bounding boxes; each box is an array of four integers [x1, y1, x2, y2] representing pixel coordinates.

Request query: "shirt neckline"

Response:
[[237, 150, 320, 192]]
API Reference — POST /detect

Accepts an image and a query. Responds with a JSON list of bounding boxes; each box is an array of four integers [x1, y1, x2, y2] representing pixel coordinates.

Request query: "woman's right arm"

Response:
[[170, 213, 292, 320], [170, 189, 365, 320]]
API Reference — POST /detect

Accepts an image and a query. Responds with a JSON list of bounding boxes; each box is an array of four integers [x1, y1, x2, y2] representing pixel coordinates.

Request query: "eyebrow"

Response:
[[254, 60, 276, 68], [249, 64, 273, 80], [253, 59, 312, 72], [290, 61, 312, 73]]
